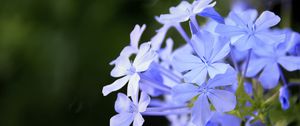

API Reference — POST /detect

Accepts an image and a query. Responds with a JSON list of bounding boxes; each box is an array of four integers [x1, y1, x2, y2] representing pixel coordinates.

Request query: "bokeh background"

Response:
[[0, 0, 299, 126]]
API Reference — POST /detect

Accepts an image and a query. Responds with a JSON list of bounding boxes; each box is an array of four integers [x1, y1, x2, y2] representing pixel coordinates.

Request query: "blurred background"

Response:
[[0, 0, 299, 126]]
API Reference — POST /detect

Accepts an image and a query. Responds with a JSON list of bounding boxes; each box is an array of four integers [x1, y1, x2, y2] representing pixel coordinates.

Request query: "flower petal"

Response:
[[172, 53, 202, 72], [207, 63, 230, 78], [191, 94, 212, 126], [245, 57, 269, 77], [133, 43, 157, 72], [210, 37, 230, 63], [199, 7, 224, 24], [258, 63, 280, 89], [110, 113, 134, 126], [130, 24, 146, 49], [215, 24, 245, 37], [172, 83, 199, 103], [207, 68, 237, 88], [255, 11, 280, 31], [138, 92, 151, 112], [110, 56, 131, 77], [278, 56, 300, 71], [115, 93, 133, 113], [208, 89, 236, 112], [133, 113, 144, 126], [127, 73, 140, 102], [102, 76, 130, 96], [183, 65, 207, 84]]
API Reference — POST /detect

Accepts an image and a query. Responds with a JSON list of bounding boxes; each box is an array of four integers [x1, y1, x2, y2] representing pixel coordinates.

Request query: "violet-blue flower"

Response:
[[172, 69, 237, 126], [172, 30, 232, 84], [110, 92, 150, 126], [215, 9, 285, 51], [102, 43, 157, 101], [245, 39, 300, 89]]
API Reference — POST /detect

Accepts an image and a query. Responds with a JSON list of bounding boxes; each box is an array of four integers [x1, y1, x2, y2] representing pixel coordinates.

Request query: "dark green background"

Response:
[[0, 0, 299, 126]]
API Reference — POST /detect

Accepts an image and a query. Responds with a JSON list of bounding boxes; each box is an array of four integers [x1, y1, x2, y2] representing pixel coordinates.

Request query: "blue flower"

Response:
[[172, 69, 237, 126], [156, 0, 216, 25], [279, 85, 290, 110], [245, 38, 300, 89], [110, 92, 150, 126], [215, 9, 285, 51], [102, 43, 157, 101], [172, 30, 232, 84]]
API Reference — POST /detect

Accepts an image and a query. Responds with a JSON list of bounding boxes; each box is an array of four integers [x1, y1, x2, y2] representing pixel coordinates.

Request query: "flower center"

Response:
[[128, 66, 136, 75]]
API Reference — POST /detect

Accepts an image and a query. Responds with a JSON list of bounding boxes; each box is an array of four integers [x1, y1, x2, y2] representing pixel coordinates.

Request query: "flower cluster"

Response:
[[102, 0, 300, 126]]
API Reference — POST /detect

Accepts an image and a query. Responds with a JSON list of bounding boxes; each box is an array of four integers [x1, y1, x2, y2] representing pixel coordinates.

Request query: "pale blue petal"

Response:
[[150, 26, 168, 50], [210, 37, 230, 63], [127, 73, 140, 102], [110, 56, 131, 77], [208, 89, 236, 112], [172, 53, 202, 72], [255, 31, 286, 45], [215, 24, 245, 37], [207, 68, 237, 88], [255, 11, 280, 31], [184, 65, 207, 84], [138, 92, 151, 112], [233, 35, 256, 51], [134, 51, 157, 72], [258, 63, 280, 89], [227, 11, 247, 26], [199, 7, 224, 24], [130, 24, 146, 49], [245, 58, 269, 77], [207, 63, 230, 78], [133, 43, 157, 72], [192, 94, 212, 126], [278, 56, 300, 71], [191, 31, 214, 59], [110, 113, 134, 126], [172, 83, 199, 103], [133, 113, 144, 126], [102, 76, 130, 96], [120, 46, 138, 57], [115, 93, 132, 113]]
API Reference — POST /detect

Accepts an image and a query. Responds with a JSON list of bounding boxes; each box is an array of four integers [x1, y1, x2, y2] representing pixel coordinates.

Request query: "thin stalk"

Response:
[[278, 65, 288, 85], [243, 49, 252, 77], [175, 24, 192, 45]]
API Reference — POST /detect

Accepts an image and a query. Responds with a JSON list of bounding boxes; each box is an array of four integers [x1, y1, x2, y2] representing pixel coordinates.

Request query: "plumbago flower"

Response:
[[245, 35, 300, 89], [172, 69, 237, 126], [172, 30, 232, 84], [110, 92, 150, 126], [102, 42, 157, 101], [103, 0, 300, 125], [215, 9, 285, 51], [157, 0, 216, 24], [153, 0, 224, 49]]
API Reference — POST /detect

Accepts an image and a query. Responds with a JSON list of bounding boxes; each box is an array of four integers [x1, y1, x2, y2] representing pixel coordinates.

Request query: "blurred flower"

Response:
[[172, 30, 232, 84], [215, 9, 285, 51], [172, 69, 237, 126]]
